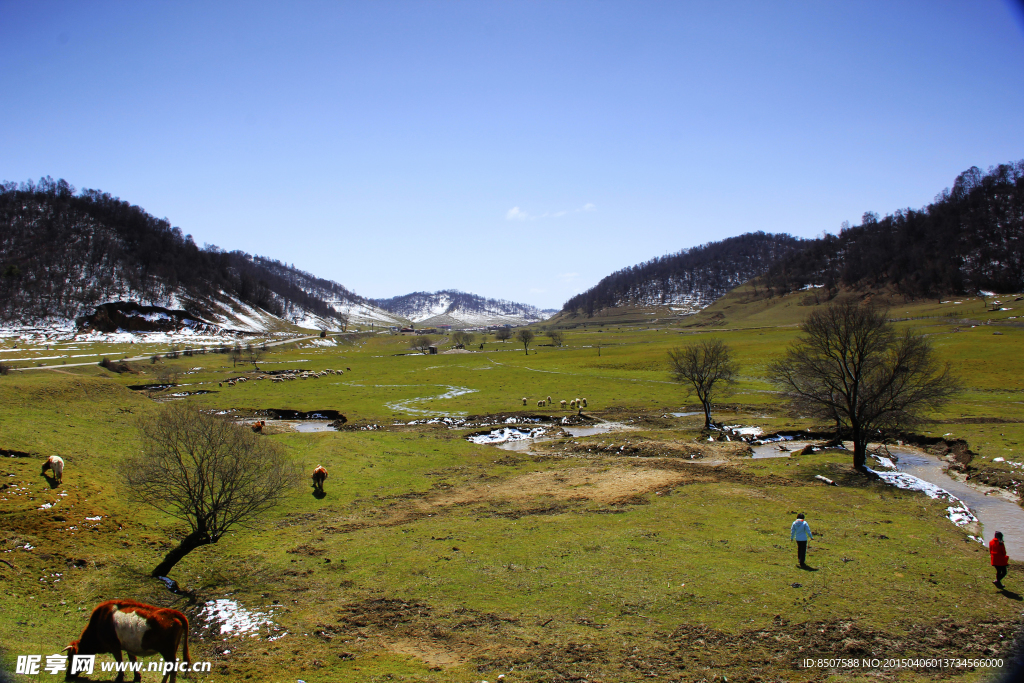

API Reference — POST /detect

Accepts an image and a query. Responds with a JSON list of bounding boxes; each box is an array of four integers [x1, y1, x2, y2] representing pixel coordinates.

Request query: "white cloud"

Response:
[[504, 203, 596, 221]]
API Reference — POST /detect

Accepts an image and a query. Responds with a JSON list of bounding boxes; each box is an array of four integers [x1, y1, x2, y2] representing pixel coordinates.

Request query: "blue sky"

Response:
[[2, 1, 1023, 310]]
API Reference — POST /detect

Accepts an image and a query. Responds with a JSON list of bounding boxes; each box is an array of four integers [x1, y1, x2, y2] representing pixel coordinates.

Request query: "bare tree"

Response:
[[230, 343, 242, 367], [767, 301, 960, 473], [515, 328, 535, 355], [495, 327, 512, 343], [120, 402, 296, 577], [244, 342, 265, 369], [451, 331, 475, 348], [668, 338, 737, 429], [337, 311, 350, 332], [155, 365, 178, 386], [410, 335, 433, 353], [547, 330, 565, 347]]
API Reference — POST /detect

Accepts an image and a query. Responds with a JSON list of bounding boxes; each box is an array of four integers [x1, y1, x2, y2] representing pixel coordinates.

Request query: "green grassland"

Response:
[[2, 288, 1024, 682]]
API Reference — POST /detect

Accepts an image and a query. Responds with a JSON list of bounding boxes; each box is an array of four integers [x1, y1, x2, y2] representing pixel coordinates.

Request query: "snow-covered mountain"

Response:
[[370, 290, 555, 328], [0, 178, 405, 335], [248, 257, 404, 330]]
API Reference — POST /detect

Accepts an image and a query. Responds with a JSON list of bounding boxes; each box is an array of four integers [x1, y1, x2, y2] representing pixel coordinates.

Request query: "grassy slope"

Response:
[[2, 288, 1023, 682]]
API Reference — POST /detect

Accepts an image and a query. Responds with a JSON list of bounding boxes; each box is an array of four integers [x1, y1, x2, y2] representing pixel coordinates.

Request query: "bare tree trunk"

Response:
[[852, 425, 868, 473], [701, 399, 712, 429], [151, 530, 210, 577]]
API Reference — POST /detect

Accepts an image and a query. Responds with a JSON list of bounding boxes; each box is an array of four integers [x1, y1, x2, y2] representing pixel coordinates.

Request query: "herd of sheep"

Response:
[[219, 367, 348, 387], [524, 396, 588, 409]]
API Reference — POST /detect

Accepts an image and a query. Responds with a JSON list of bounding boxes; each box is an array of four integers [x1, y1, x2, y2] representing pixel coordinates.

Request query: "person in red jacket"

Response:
[[990, 531, 1009, 589]]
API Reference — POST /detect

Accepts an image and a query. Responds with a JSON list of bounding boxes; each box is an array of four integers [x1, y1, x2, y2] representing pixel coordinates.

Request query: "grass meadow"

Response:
[[2, 288, 1023, 682]]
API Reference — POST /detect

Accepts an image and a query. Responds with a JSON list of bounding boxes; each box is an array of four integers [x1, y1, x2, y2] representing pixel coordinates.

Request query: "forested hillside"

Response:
[[0, 177, 359, 325], [561, 232, 803, 316], [759, 160, 1024, 298], [563, 160, 1024, 317]]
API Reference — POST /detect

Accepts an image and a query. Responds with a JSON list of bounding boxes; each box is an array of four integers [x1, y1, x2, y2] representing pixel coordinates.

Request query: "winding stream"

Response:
[[753, 441, 1024, 559], [384, 385, 478, 415], [887, 446, 1024, 560], [493, 420, 1024, 559]]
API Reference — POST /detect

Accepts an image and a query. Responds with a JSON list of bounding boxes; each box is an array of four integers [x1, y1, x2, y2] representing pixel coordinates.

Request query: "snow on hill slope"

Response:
[[370, 290, 554, 327]]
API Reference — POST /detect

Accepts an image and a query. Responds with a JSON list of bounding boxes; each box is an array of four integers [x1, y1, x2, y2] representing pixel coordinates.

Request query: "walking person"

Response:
[[791, 513, 812, 568], [990, 531, 1009, 589]]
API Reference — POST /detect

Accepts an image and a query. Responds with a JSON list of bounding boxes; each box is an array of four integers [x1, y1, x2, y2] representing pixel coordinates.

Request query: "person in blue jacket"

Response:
[[791, 513, 813, 568]]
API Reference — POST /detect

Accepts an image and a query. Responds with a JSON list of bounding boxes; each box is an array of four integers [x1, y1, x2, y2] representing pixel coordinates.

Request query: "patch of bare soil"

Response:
[[546, 438, 751, 460], [316, 599, 521, 670], [297, 458, 798, 536], [310, 593, 1024, 681], [473, 616, 1023, 682], [430, 466, 692, 507], [967, 468, 1023, 498], [931, 417, 1024, 425]]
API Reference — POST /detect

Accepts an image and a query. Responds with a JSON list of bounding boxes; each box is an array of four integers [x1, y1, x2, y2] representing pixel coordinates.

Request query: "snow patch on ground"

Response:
[[868, 456, 977, 530], [467, 427, 547, 444], [197, 599, 282, 639], [725, 425, 763, 437]]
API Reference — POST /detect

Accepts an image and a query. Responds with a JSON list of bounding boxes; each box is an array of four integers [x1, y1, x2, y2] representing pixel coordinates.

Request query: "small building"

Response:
[[428, 345, 438, 354]]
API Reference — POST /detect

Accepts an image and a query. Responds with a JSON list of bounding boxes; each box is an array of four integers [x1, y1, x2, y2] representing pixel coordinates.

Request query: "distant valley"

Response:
[[1, 160, 1021, 337]]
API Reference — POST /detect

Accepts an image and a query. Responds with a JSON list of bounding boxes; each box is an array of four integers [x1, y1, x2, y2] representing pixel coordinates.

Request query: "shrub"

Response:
[[99, 357, 133, 373]]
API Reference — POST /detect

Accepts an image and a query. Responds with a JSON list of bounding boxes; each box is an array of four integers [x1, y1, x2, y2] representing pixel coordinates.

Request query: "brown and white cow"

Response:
[[312, 465, 328, 492], [41, 455, 64, 485], [63, 599, 190, 683]]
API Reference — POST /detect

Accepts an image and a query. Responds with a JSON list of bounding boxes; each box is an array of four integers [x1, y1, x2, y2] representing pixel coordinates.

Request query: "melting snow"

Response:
[[467, 427, 547, 445], [197, 599, 281, 639], [725, 425, 763, 437], [867, 460, 977, 529]]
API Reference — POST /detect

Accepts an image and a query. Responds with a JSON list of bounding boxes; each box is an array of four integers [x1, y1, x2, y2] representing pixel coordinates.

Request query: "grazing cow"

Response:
[[522, 397, 528, 406], [62, 599, 190, 683], [560, 400, 567, 409], [251, 420, 265, 433], [581, 398, 588, 408], [312, 465, 328, 492], [41, 455, 64, 484]]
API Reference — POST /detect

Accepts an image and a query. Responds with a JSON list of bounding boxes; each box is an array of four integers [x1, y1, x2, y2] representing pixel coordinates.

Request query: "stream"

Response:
[[887, 446, 1024, 560], [753, 441, 1024, 559], [492, 420, 1024, 559], [492, 421, 632, 452]]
